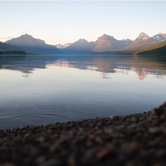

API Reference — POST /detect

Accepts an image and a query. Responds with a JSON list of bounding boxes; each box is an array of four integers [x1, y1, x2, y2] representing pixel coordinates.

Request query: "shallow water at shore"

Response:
[[0, 54, 166, 129]]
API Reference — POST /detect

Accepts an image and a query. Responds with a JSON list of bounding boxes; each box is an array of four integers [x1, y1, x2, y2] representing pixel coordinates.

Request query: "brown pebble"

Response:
[[149, 127, 163, 134], [96, 147, 114, 159]]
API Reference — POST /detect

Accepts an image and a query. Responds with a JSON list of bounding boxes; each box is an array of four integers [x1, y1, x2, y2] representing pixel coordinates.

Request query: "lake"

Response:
[[0, 54, 166, 129]]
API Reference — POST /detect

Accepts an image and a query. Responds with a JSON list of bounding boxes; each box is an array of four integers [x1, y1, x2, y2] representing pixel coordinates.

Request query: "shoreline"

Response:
[[0, 102, 166, 166]]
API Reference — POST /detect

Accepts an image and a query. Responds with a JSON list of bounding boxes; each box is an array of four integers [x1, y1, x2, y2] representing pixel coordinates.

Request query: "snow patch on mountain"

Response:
[[55, 43, 71, 49]]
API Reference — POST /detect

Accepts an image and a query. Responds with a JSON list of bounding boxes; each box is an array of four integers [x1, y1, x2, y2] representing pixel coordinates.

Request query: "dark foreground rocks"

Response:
[[1, 103, 166, 166]]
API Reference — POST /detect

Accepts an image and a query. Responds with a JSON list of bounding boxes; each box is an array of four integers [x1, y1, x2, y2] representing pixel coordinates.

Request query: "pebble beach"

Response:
[[0, 102, 166, 166]]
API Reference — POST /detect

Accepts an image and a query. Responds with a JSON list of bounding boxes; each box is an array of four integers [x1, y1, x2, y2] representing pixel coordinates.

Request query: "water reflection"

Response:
[[1, 54, 166, 129], [1, 54, 166, 80]]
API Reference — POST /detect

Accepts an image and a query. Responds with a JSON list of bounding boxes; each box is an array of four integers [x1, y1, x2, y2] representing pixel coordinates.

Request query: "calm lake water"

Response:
[[0, 54, 166, 129]]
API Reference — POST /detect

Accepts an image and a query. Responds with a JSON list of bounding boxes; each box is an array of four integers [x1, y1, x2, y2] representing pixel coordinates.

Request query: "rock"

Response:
[[40, 159, 60, 166], [110, 115, 120, 120], [0, 163, 16, 166], [130, 117, 138, 123], [149, 127, 163, 134], [151, 108, 163, 115], [161, 102, 166, 107], [128, 123, 138, 128], [95, 147, 114, 160], [156, 149, 166, 158], [36, 156, 46, 164]]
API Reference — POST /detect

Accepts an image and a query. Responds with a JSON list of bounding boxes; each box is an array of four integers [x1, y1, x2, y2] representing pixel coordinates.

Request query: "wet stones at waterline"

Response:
[[0, 102, 166, 166]]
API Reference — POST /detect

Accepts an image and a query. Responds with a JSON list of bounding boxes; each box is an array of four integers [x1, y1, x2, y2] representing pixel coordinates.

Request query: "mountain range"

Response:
[[61, 34, 133, 53], [0, 32, 166, 55], [61, 32, 166, 54], [5, 34, 60, 54]]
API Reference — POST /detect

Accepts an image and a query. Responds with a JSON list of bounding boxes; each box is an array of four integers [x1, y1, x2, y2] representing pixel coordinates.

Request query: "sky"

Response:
[[0, 1, 166, 45]]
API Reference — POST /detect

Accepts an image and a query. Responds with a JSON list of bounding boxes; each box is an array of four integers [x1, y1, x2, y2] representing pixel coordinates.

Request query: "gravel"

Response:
[[0, 102, 166, 166]]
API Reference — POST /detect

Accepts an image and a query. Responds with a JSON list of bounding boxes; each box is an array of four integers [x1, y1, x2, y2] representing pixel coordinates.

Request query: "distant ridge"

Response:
[[61, 32, 166, 53], [108, 32, 166, 55], [5, 34, 60, 54], [0, 41, 27, 54], [55, 43, 71, 49], [62, 34, 133, 53], [132, 32, 166, 45], [136, 40, 166, 55], [3, 32, 166, 55], [0, 41, 21, 51], [135, 32, 150, 40], [62, 39, 95, 53], [152, 33, 166, 41], [92, 34, 133, 52]]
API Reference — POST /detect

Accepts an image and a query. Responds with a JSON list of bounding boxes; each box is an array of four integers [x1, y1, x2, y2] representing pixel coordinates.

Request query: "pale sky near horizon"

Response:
[[0, 1, 166, 45]]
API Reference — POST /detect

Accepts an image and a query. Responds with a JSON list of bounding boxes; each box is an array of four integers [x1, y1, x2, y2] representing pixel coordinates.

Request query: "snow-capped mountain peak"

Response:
[[152, 33, 166, 41], [55, 43, 71, 49], [136, 32, 150, 41]]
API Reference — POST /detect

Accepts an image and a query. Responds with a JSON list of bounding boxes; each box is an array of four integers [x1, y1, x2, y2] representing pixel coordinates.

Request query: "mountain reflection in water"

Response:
[[0, 54, 166, 80], [0, 54, 166, 130]]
